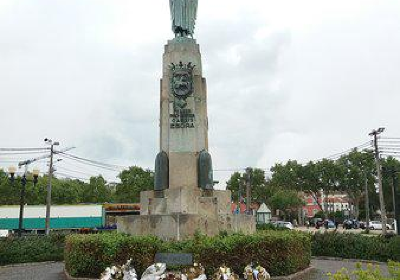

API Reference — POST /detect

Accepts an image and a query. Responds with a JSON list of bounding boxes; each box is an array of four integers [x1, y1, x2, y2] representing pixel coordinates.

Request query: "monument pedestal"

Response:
[[117, 38, 256, 240], [117, 189, 255, 240]]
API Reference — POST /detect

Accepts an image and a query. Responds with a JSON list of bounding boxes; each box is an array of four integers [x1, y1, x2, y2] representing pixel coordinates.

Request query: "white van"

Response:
[[0, 230, 9, 237]]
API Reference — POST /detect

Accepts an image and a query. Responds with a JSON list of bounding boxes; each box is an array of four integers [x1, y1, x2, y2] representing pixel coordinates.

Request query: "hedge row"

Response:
[[311, 232, 400, 262], [64, 231, 311, 278], [0, 234, 65, 265]]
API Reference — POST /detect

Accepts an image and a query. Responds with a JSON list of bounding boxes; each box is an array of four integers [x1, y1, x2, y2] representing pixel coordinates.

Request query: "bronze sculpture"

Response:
[[169, 0, 198, 37]]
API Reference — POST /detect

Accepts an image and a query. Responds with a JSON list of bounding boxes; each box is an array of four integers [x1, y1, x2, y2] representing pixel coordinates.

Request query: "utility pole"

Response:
[[44, 138, 59, 235], [237, 177, 242, 214], [369, 128, 387, 235], [245, 167, 252, 215], [364, 173, 370, 234]]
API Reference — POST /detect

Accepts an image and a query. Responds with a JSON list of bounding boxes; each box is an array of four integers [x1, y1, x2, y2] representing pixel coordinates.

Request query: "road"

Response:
[[295, 226, 396, 235], [0, 259, 390, 280]]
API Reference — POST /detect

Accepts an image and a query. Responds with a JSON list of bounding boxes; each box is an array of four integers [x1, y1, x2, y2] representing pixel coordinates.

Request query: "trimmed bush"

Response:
[[64, 231, 311, 278], [0, 234, 65, 265], [311, 232, 400, 262]]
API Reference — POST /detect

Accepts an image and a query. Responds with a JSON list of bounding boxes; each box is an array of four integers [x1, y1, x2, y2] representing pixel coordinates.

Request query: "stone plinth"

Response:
[[117, 189, 256, 240], [117, 214, 255, 241]]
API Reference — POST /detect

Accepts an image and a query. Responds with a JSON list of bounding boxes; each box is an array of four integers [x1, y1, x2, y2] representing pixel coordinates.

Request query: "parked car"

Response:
[[369, 221, 391, 230], [326, 220, 336, 229], [343, 219, 361, 229], [273, 221, 294, 230], [310, 218, 322, 227], [315, 219, 324, 229]]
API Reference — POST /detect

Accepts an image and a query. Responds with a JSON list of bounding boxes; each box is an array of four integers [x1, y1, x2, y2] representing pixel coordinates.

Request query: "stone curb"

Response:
[[312, 256, 387, 265], [65, 268, 97, 280], [64, 267, 316, 280], [0, 261, 59, 269], [271, 266, 316, 280]]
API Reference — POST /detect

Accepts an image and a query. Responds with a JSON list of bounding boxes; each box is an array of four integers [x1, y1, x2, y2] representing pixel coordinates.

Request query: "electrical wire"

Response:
[[380, 137, 400, 140], [57, 152, 127, 170], [381, 151, 400, 154], [56, 166, 100, 178], [0, 148, 50, 151], [57, 154, 124, 172], [54, 171, 90, 182], [309, 141, 373, 164], [0, 151, 49, 156]]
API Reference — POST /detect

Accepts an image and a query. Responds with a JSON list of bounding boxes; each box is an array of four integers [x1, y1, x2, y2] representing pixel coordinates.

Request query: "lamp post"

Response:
[[44, 138, 59, 235], [7, 166, 39, 237], [369, 127, 388, 235]]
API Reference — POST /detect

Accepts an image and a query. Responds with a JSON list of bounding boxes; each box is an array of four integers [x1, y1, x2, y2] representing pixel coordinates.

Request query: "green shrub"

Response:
[[0, 234, 65, 265], [328, 261, 400, 280], [256, 223, 290, 231], [64, 231, 311, 278], [312, 232, 400, 262]]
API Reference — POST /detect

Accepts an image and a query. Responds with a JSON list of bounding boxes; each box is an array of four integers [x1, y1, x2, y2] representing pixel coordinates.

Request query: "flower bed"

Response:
[[64, 231, 311, 279]]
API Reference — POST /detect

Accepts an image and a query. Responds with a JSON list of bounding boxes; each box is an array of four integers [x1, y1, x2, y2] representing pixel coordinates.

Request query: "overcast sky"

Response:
[[1, 0, 400, 188]]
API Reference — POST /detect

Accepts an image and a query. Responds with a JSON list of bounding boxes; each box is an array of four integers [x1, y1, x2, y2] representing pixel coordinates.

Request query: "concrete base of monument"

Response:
[[117, 188, 256, 240], [117, 213, 255, 240]]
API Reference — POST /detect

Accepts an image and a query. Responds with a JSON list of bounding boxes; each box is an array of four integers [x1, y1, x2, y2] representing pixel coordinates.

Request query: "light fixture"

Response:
[[32, 169, 40, 185], [8, 166, 16, 181]]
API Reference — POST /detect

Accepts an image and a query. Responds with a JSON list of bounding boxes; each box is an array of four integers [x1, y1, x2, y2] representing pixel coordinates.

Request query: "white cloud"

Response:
[[1, 0, 400, 187]]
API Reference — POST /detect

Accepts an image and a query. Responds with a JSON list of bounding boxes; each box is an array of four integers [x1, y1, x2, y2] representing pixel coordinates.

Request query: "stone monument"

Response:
[[117, 0, 255, 240]]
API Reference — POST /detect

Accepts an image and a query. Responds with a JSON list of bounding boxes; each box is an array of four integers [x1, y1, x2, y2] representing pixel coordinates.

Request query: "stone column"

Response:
[[159, 38, 209, 189]]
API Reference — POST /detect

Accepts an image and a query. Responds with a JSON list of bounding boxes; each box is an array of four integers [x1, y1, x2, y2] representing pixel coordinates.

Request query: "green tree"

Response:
[[81, 176, 111, 203], [382, 156, 400, 215], [336, 150, 376, 218], [115, 166, 153, 203], [268, 190, 304, 221], [226, 168, 271, 203], [226, 172, 242, 202]]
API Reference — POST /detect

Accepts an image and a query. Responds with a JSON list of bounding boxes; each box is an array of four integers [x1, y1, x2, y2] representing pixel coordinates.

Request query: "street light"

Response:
[[7, 166, 40, 237]]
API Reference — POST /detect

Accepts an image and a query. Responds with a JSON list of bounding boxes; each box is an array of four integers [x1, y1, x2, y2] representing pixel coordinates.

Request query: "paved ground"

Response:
[[305, 259, 389, 280], [0, 262, 65, 280], [0, 259, 390, 280]]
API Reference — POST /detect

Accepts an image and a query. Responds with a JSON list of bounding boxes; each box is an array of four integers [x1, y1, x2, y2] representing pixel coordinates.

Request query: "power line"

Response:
[[0, 148, 50, 151], [310, 141, 373, 163], [380, 137, 400, 140], [56, 166, 99, 178], [381, 151, 400, 154], [57, 152, 127, 170], [0, 151, 49, 156], [58, 155, 122, 172], [54, 172, 90, 182]]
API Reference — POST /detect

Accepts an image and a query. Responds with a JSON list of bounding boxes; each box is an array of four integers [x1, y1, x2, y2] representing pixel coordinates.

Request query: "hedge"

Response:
[[311, 232, 400, 262], [0, 234, 65, 265], [64, 231, 311, 278]]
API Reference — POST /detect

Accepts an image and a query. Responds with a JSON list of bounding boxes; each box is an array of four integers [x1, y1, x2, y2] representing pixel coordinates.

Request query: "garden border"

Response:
[[64, 266, 316, 280]]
